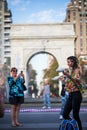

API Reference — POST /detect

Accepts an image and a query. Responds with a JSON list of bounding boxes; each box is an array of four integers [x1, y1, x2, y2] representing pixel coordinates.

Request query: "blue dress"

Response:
[[8, 76, 24, 104]]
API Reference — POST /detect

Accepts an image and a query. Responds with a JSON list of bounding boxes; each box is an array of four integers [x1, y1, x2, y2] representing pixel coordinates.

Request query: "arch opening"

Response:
[[26, 51, 59, 99]]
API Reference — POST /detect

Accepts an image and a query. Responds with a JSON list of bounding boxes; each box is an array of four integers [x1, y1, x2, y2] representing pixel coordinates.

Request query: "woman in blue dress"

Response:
[[8, 67, 25, 127]]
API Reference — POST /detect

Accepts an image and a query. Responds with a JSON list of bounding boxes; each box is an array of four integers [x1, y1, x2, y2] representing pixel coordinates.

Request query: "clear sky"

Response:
[[7, 0, 70, 23], [30, 54, 48, 85], [7, 0, 70, 86]]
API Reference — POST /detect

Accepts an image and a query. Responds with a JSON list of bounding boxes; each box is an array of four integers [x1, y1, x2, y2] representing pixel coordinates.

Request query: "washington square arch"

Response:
[[10, 22, 76, 97]]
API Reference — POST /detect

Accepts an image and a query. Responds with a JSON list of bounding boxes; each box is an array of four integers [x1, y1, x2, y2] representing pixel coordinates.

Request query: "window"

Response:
[[73, 24, 76, 32], [74, 1, 76, 4], [0, 28, 2, 33], [80, 38, 83, 47], [4, 51, 10, 55], [79, 0, 81, 3], [0, 34, 2, 38], [86, 23, 87, 35], [0, 48, 2, 56], [85, 12, 87, 17], [4, 28, 10, 32], [0, 18, 2, 22], [79, 6, 81, 9], [84, 2, 87, 6], [73, 11, 76, 20], [4, 46, 10, 49], [0, 40, 2, 45], [4, 33, 9, 38], [80, 24, 83, 36], [80, 48, 83, 52], [0, 4, 2, 10], [79, 12, 82, 17], [80, 18, 83, 23], [0, 12, 2, 15]]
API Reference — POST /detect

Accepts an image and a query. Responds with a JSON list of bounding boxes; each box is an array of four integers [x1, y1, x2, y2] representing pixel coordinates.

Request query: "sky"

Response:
[[30, 54, 48, 85], [7, 0, 70, 86], [7, 0, 70, 23]]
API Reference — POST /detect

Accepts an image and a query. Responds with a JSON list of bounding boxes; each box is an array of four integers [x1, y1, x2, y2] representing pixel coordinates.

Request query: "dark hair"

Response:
[[11, 67, 18, 72], [21, 71, 23, 73], [67, 56, 79, 70]]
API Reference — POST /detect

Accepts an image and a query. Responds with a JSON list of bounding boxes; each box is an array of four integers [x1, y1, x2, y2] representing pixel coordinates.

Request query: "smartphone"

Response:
[[21, 71, 23, 74]]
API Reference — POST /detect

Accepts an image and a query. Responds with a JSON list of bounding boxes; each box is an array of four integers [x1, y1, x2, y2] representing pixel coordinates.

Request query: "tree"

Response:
[[43, 58, 59, 97]]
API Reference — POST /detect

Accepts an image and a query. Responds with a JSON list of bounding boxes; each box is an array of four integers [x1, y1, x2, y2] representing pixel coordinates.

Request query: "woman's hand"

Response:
[[63, 69, 69, 76]]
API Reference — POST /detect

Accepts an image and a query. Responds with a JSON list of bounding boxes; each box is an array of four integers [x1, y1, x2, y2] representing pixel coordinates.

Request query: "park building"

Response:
[[65, 0, 87, 58], [0, 0, 12, 65]]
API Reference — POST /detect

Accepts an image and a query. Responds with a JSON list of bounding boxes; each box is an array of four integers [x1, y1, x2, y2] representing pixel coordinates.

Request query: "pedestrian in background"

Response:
[[59, 75, 69, 120], [0, 70, 5, 99], [63, 56, 83, 130], [42, 79, 51, 109], [0, 70, 5, 118], [8, 67, 25, 127]]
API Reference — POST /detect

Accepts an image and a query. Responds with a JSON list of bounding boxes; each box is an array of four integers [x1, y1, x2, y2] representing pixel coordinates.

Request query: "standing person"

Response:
[[8, 67, 25, 127], [0, 70, 5, 118], [59, 75, 69, 120], [63, 56, 83, 130], [42, 79, 51, 109], [0, 70, 5, 99]]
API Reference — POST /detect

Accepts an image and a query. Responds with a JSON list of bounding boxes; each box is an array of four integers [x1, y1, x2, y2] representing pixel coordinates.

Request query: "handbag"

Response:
[[23, 84, 27, 91]]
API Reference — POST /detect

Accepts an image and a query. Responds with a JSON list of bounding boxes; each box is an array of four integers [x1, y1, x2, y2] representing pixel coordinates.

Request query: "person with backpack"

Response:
[[62, 56, 83, 130], [59, 75, 69, 120]]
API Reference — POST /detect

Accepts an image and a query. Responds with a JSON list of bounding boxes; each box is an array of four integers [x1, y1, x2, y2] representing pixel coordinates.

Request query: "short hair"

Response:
[[11, 67, 18, 72]]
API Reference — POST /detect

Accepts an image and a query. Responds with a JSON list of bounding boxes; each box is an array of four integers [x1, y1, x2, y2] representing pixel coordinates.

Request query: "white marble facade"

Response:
[[10, 23, 76, 95]]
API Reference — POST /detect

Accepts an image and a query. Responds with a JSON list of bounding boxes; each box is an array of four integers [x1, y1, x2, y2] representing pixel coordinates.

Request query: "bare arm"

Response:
[[63, 69, 81, 86]]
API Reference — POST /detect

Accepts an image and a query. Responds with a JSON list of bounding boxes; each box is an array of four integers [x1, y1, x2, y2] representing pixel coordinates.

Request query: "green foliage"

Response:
[[43, 58, 59, 97], [43, 58, 58, 80], [30, 69, 37, 80]]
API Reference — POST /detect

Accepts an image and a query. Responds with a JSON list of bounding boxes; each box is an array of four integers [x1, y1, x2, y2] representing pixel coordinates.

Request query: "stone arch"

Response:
[[10, 23, 76, 97], [10, 23, 75, 73], [25, 50, 58, 85], [26, 50, 59, 97], [26, 51, 58, 66]]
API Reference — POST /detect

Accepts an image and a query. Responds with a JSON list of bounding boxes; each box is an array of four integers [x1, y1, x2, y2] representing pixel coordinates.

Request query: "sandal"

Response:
[[16, 123, 23, 127], [11, 124, 16, 127]]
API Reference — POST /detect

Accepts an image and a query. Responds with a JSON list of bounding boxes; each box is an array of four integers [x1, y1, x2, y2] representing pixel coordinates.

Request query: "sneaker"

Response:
[[59, 115, 63, 120], [42, 106, 46, 109], [48, 107, 51, 109]]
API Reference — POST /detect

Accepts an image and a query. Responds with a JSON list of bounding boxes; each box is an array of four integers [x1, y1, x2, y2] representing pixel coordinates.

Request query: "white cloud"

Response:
[[16, 6, 27, 11], [7, 0, 31, 7], [7, 0, 21, 6], [7, 0, 67, 23], [26, 9, 66, 23]]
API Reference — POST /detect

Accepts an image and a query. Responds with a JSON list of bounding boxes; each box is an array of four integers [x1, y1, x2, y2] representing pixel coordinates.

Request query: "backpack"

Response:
[[59, 119, 79, 130]]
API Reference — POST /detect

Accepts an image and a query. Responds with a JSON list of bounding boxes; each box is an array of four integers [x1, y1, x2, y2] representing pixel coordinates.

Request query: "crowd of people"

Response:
[[0, 56, 83, 130]]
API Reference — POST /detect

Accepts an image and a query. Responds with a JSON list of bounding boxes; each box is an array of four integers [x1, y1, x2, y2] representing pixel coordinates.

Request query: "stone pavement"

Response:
[[0, 107, 87, 130], [2, 92, 87, 130]]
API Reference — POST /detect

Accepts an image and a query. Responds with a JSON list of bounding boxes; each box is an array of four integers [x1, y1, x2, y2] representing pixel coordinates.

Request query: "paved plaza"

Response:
[[1, 93, 87, 130], [0, 105, 87, 130]]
